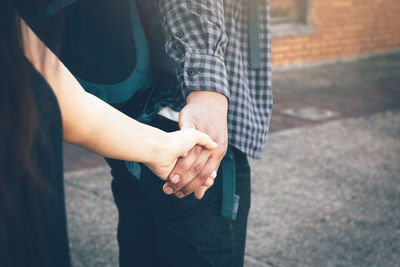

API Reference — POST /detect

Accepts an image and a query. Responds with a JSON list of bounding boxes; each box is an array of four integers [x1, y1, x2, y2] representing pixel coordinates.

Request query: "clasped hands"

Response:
[[145, 91, 228, 200]]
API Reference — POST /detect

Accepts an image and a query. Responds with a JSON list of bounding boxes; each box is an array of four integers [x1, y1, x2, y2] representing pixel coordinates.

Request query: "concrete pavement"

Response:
[[63, 52, 400, 266], [65, 111, 400, 267], [245, 111, 400, 267]]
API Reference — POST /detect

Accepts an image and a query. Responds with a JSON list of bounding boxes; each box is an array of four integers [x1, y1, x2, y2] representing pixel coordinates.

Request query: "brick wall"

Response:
[[271, 0, 400, 66], [270, 0, 299, 19]]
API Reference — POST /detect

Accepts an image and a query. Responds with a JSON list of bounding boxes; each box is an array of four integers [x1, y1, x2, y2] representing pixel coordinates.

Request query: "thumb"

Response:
[[180, 120, 195, 130], [194, 130, 218, 150], [178, 109, 196, 130]]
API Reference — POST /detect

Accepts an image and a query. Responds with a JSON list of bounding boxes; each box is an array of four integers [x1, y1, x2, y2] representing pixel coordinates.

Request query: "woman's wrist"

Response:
[[141, 128, 171, 165]]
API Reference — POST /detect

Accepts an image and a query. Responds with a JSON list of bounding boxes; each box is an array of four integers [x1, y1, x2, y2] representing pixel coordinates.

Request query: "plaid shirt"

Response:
[[142, 0, 273, 159]]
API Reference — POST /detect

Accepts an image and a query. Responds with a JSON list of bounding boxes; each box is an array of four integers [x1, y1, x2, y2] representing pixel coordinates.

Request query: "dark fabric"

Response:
[[23, 0, 273, 158], [23, 0, 136, 84], [107, 116, 251, 267], [139, 0, 273, 159], [58, 0, 135, 84], [24, 0, 180, 107], [13, 61, 70, 267]]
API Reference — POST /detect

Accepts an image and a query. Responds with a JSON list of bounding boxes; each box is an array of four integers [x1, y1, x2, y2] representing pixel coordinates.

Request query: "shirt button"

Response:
[[187, 68, 197, 77], [175, 31, 184, 38]]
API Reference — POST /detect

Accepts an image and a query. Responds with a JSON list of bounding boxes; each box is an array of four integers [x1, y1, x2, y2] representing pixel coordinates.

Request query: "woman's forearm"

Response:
[[21, 19, 219, 183], [21, 19, 169, 163], [65, 91, 170, 163]]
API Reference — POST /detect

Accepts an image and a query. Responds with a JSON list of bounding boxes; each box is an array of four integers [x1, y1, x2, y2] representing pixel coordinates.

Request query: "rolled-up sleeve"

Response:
[[159, 0, 230, 100]]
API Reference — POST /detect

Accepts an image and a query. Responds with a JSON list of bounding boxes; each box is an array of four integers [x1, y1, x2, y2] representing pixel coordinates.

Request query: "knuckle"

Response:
[[174, 164, 186, 174], [193, 146, 202, 156], [175, 159, 192, 173], [168, 183, 180, 191], [181, 186, 193, 195], [174, 176, 190, 189], [172, 183, 186, 193], [198, 171, 211, 182], [169, 177, 186, 191], [173, 174, 195, 191], [180, 175, 207, 195], [192, 162, 202, 174]]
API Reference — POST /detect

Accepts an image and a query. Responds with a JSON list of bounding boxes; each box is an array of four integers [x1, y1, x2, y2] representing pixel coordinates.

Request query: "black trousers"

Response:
[[107, 116, 251, 267]]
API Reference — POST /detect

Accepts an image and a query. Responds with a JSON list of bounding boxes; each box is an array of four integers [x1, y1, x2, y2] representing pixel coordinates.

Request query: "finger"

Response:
[[193, 169, 217, 199], [169, 174, 180, 184], [178, 108, 195, 130], [163, 146, 202, 195], [169, 145, 202, 180], [176, 129, 217, 156], [210, 170, 217, 179], [202, 170, 217, 187], [194, 130, 218, 150], [176, 158, 220, 197], [194, 185, 209, 199], [169, 149, 210, 195]]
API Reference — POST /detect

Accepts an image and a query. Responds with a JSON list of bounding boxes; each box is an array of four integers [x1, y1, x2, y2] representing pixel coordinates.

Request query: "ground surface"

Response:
[[64, 52, 400, 266]]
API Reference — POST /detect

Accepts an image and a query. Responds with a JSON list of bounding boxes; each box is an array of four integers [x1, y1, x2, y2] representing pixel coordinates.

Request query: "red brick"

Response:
[[272, 0, 400, 66]]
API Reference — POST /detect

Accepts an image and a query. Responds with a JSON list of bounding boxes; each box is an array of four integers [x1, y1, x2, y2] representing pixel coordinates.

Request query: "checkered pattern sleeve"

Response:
[[152, 0, 273, 159], [159, 0, 230, 100]]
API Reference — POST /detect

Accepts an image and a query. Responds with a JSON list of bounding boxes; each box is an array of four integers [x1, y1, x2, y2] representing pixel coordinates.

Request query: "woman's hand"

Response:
[[20, 21, 217, 193], [144, 128, 218, 182]]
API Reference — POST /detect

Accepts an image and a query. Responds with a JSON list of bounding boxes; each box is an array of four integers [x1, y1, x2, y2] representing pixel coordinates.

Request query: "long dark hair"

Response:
[[0, 1, 62, 266]]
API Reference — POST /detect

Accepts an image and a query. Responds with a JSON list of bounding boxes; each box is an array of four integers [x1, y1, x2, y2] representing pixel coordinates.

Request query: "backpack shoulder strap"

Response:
[[77, 0, 155, 104], [27, 0, 155, 104]]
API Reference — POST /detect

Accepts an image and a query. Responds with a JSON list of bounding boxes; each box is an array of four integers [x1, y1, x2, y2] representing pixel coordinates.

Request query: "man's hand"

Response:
[[144, 128, 218, 180], [163, 91, 228, 199]]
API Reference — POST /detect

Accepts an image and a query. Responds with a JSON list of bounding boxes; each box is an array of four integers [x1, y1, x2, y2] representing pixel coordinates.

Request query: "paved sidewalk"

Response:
[[64, 52, 400, 266], [65, 111, 400, 266], [245, 111, 400, 267]]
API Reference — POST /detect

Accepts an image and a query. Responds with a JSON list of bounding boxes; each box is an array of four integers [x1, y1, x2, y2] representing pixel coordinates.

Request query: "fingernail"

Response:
[[211, 170, 217, 179], [196, 192, 205, 200], [164, 186, 174, 195], [170, 174, 180, 183], [175, 192, 184, 198], [206, 178, 214, 185]]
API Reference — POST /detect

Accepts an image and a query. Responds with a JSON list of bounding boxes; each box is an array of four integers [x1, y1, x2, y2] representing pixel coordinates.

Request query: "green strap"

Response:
[[130, 144, 242, 219], [79, 0, 154, 103], [28, 0, 154, 104], [27, 0, 79, 28], [221, 146, 240, 220], [249, 0, 261, 70], [128, 0, 152, 76]]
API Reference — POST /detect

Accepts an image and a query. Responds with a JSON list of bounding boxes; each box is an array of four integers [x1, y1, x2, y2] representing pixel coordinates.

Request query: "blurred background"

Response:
[[64, 1, 400, 266], [270, 0, 400, 65]]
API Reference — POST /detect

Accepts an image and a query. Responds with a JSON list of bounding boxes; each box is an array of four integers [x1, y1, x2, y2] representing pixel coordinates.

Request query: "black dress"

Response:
[[9, 62, 71, 267]]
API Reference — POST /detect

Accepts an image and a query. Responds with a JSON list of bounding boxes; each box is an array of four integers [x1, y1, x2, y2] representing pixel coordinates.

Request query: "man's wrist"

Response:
[[184, 91, 229, 146], [186, 91, 228, 108]]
